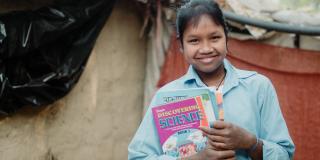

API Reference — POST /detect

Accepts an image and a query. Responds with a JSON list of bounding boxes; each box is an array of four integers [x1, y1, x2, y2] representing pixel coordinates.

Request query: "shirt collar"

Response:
[[183, 65, 207, 87], [182, 59, 256, 94], [223, 59, 239, 94]]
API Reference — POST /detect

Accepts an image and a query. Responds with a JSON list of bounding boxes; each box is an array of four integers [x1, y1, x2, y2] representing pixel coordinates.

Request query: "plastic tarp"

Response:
[[0, 0, 116, 115], [158, 33, 320, 160], [225, 0, 320, 39]]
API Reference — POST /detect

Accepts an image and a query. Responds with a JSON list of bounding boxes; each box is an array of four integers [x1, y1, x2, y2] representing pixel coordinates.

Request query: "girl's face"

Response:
[[182, 14, 227, 74]]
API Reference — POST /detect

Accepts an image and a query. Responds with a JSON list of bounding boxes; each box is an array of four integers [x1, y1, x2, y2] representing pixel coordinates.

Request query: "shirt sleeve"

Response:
[[259, 78, 295, 160], [128, 97, 177, 160]]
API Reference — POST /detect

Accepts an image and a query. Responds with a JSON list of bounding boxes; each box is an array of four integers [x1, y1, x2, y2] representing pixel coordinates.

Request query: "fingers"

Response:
[[223, 157, 236, 160], [208, 140, 231, 150], [215, 149, 236, 159], [201, 127, 235, 150], [200, 121, 229, 134], [204, 132, 233, 150], [199, 126, 213, 134], [204, 146, 236, 160], [207, 134, 226, 142], [213, 120, 229, 129], [199, 126, 225, 136]]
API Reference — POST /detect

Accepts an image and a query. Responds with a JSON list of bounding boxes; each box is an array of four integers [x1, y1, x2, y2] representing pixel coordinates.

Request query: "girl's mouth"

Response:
[[196, 55, 218, 63]]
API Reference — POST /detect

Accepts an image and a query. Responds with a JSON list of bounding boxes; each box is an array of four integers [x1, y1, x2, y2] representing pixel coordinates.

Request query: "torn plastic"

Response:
[[0, 0, 116, 115]]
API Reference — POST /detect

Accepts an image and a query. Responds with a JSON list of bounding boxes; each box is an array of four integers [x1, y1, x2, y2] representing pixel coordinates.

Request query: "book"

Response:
[[152, 88, 217, 158], [154, 88, 218, 123], [215, 91, 224, 121]]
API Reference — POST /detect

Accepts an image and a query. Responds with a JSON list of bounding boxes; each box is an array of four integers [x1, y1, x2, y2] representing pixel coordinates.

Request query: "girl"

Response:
[[128, 0, 295, 159]]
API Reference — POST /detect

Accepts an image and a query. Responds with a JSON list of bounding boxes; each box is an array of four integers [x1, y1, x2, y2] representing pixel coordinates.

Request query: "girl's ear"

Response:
[[179, 46, 184, 53]]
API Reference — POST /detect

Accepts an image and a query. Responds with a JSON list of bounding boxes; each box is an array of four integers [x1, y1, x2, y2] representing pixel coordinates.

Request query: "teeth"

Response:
[[199, 57, 214, 63], [197, 55, 217, 59]]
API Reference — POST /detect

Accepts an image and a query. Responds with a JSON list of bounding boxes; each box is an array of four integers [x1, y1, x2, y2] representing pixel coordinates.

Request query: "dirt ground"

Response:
[[0, 0, 145, 159]]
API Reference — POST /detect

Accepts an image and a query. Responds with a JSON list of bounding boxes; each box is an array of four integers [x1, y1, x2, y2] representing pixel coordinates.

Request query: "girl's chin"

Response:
[[193, 64, 223, 74], [195, 67, 218, 74]]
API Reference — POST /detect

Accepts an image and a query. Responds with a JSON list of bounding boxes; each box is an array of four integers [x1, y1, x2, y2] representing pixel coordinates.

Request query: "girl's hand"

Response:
[[200, 121, 256, 150], [180, 146, 236, 160]]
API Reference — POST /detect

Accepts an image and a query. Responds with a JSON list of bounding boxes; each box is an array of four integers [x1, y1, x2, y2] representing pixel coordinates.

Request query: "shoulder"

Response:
[[235, 68, 272, 88], [232, 68, 277, 106]]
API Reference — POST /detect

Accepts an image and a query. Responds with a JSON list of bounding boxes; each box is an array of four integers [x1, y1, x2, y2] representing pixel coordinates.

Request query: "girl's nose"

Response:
[[199, 40, 213, 53], [199, 46, 213, 54]]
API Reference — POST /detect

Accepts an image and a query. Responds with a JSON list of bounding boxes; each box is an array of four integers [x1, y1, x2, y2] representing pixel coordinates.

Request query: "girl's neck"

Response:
[[196, 64, 226, 87]]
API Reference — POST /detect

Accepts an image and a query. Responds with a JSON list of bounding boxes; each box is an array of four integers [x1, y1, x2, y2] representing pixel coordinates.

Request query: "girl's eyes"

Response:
[[210, 36, 221, 41], [187, 36, 221, 44], [188, 39, 199, 44]]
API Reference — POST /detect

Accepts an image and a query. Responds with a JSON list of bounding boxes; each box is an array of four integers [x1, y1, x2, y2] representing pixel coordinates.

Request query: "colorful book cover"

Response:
[[155, 88, 218, 123], [152, 89, 217, 158]]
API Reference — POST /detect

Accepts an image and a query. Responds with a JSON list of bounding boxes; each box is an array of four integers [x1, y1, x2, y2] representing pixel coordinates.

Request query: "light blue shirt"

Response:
[[128, 59, 295, 160]]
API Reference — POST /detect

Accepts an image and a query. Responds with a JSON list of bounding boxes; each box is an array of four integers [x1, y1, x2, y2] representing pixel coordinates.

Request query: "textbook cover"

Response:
[[152, 89, 217, 158], [155, 88, 218, 122]]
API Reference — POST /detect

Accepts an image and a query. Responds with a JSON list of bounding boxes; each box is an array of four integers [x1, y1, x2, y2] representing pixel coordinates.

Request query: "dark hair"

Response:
[[176, 0, 228, 44]]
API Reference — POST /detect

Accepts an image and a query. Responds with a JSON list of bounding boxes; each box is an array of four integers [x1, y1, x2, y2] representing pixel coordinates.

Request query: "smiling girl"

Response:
[[128, 0, 295, 160]]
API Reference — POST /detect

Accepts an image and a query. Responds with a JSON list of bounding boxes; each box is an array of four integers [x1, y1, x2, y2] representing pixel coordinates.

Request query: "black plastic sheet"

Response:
[[0, 0, 116, 115]]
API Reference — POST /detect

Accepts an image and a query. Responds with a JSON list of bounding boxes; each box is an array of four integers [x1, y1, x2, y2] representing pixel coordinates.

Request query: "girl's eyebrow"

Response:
[[186, 31, 221, 38], [185, 35, 198, 38], [209, 31, 221, 35]]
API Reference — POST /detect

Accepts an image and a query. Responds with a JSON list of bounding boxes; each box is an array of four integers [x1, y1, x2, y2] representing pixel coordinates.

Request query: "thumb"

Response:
[[199, 126, 214, 135]]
